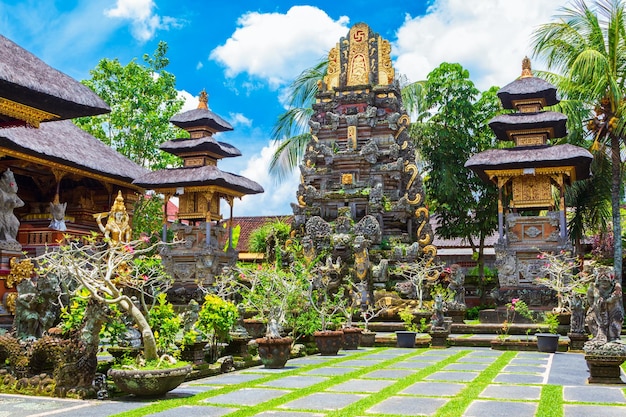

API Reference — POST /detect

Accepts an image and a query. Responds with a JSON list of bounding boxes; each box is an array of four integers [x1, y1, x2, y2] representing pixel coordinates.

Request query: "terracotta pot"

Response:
[[108, 364, 192, 397], [342, 327, 362, 350], [314, 331, 343, 355], [243, 319, 266, 339], [256, 337, 293, 368]]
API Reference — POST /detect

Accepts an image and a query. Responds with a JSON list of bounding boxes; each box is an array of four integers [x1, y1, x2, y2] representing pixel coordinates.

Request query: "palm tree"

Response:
[[532, 0, 626, 284], [269, 60, 327, 182]]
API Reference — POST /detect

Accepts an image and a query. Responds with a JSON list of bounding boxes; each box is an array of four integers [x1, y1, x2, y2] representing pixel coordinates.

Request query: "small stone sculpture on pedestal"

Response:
[[583, 267, 626, 383]]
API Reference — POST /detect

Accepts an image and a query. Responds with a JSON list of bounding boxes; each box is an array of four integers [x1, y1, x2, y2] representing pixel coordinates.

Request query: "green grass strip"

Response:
[[537, 385, 563, 417], [433, 350, 516, 417]]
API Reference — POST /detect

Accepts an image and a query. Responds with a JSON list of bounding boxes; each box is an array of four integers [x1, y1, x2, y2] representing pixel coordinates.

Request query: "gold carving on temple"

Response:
[[0, 97, 59, 127], [5, 257, 34, 289], [377, 37, 394, 85], [515, 134, 546, 146], [5, 292, 17, 314], [347, 23, 370, 86], [347, 125, 357, 150], [93, 191, 132, 245], [511, 175, 552, 208], [341, 173, 354, 185], [324, 46, 340, 91], [521, 56, 533, 78], [404, 163, 418, 190]]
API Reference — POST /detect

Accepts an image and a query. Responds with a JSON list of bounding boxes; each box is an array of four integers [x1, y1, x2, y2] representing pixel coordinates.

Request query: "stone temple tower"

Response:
[[292, 23, 435, 289]]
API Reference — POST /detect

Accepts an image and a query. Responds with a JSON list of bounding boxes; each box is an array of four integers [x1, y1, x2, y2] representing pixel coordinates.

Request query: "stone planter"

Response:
[[108, 364, 192, 397], [243, 319, 266, 339], [256, 337, 293, 368], [429, 329, 450, 348], [314, 331, 343, 355], [585, 355, 626, 384], [396, 331, 416, 348], [447, 309, 466, 323], [178, 341, 208, 365], [342, 327, 362, 350], [490, 339, 537, 351], [360, 331, 376, 347], [567, 332, 588, 351], [536, 333, 560, 353]]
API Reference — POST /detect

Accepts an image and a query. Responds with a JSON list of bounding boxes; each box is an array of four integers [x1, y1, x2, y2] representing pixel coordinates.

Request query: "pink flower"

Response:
[[511, 298, 519, 305], [123, 245, 134, 253], [140, 235, 150, 243], [142, 275, 148, 281], [537, 254, 545, 259]]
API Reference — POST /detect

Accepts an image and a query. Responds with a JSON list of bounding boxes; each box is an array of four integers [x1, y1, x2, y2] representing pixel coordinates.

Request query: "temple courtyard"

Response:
[[1, 343, 625, 417]]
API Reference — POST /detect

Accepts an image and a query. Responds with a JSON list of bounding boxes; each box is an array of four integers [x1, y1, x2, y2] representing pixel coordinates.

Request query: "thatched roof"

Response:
[[465, 144, 593, 182], [160, 136, 241, 159], [133, 165, 264, 195], [498, 76, 558, 109], [0, 120, 148, 183], [0, 35, 110, 122], [170, 108, 233, 132], [489, 111, 567, 141]]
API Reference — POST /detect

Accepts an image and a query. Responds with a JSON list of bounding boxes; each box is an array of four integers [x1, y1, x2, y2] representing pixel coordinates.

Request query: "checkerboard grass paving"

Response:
[[110, 348, 626, 417]]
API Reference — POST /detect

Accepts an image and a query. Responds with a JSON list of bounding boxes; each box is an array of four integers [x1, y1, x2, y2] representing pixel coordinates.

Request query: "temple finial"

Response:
[[198, 90, 208, 110], [521, 56, 533, 78]]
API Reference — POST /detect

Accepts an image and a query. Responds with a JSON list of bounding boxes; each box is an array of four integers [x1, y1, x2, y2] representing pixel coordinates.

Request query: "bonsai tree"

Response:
[[195, 294, 238, 361], [35, 234, 175, 362], [307, 256, 348, 333], [392, 257, 444, 310], [534, 250, 594, 313], [235, 262, 306, 339], [360, 299, 388, 333]]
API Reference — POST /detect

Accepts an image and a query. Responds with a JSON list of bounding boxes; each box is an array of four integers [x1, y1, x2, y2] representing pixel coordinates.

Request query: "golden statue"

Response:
[[94, 191, 132, 245]]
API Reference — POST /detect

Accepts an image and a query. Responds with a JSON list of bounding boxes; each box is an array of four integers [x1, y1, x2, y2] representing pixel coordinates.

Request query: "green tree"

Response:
[[75, 41, 184, 170], [414, 63, 501, 287], [532, 0, 626, 284]]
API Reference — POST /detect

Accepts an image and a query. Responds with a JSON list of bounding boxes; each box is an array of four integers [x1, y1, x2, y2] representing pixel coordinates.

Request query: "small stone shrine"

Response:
[[293, 23, 435, 294], [134, 92, 263, 299], [466, 58, 593, 306]]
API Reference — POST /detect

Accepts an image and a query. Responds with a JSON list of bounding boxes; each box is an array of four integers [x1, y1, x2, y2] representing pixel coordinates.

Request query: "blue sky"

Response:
[[0, 0, 570, 217]]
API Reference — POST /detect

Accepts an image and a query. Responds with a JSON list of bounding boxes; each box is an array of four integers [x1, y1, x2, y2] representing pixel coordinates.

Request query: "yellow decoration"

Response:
[[341, 173, 353, 185], [5, 257, 34, 289], [0, 97, 59, 127], [94, 191, 132, 245], [347, 23, 370, 86]]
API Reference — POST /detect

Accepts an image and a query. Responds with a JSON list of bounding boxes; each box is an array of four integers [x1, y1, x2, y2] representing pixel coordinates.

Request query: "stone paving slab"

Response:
[[463, 399, 538, 417], [367, 395, 448, 416], [563, 385, 626, 403], [279, 392, 365, 411], [479, 384, 542, 400], [0, 394, 153, 417], [253, 411, 325, 417], [259, 375, 329, 389], [564, 404, 626, 417], [199, 372, 267, 384], [457, 356, 498, 363], [401, 381, 466, 396], [390, 360, 432, 369], [303, 366, 357, 376], [502, 364, 546, 373], [492, 373, 544, 384], [149, 404, 236, 416], [425, 371, 479, 382], [204, 387, 290, 406], [326, 378, 395, 392], [444, 362, 490, 371], [362, 369, 416, 379], [338, 359, 385, 367]]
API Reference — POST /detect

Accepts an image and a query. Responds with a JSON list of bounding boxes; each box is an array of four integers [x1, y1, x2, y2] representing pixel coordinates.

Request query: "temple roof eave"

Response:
[[489, 112, 568, 141], [465, 144, 593, 183], [160, 136, 241, 158], [497, 76, 559, 109], [169, 108, 233, 132], [133, 165, 264, 195]]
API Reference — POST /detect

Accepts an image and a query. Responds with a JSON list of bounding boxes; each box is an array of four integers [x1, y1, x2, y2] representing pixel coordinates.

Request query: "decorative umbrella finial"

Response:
[[198, 90, 209, 110], [521, 56, 533, 78]]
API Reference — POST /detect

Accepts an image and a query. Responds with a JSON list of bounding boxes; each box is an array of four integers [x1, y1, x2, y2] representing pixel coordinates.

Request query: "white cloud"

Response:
[[210, 5, 349, 89], [177, 90, 198, 112], [224, 143, 299, 216], [196, 61, 203, 70], [105, 0, 182, 42], [229, 113, 253, 128], [393, 0, 571, 90]]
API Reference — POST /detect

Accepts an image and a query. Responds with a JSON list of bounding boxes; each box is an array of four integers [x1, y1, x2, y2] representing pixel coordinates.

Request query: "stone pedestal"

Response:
[[567, 332, 588, 351], [429, 329, 450, 348], [585, 355, 626, 384]]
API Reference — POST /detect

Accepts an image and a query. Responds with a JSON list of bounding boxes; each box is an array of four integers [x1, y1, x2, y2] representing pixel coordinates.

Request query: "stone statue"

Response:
[[182, 299, 201, 334], [569, 293, 586, 334], [0, 168, 24, 249], [49, 195, 67, 231], [430, 293, 446, 330], [94, 191, 131, 245], [585, 267, 624, 344], [14, 278, 39, 340], [447, 264, 466, 309]]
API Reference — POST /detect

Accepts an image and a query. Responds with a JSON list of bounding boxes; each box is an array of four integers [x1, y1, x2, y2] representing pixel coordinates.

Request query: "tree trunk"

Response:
[[120, 297, 158, 361], [610, 133, 622, 286], [477, 234, 486, 305]]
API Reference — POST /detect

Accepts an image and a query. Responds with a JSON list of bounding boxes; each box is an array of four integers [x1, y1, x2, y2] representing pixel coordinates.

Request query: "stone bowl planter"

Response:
[[256, 337, 293, 368], [108, 364, 192, 397], [360, 331, 376, 347], [342, 327, 362, 350], [314, 331, 343, 355]]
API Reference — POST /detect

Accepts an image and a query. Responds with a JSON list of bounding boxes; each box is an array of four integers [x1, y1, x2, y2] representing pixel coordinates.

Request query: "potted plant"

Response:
[[235, 262, 306, 368], [194, 294, 239, 364], [34, 234, 192, 397], [536, 312, 561, 353], [359, 300, 387, 347], [308, 257, 347, 355], [397, 307, 421, 348]]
